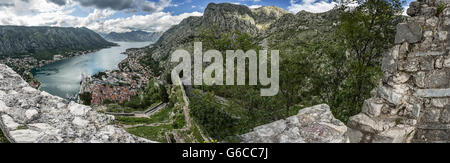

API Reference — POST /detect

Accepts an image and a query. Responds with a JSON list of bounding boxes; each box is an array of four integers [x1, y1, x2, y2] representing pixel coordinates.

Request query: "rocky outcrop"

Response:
[[347, 0, 450, 143], [241, 104, 349, 143], [0, 64, 154, 143]]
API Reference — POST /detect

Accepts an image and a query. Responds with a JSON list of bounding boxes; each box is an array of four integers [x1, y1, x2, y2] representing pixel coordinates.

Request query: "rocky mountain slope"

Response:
[[137, 3, 341, 78], [142, 3, 289, 64], [105, 30, 163, 42], [0, 26, 116, 59]]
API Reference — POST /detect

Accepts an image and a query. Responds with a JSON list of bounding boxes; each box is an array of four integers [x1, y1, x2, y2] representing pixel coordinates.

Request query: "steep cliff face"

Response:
[[0, 64, 153, 143], [0, 26, 115, 59], [105, 31, 163, 42], [346, 0, 450, 143]]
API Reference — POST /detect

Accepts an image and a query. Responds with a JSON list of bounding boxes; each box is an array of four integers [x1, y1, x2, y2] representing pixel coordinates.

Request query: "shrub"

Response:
[[79, 92, 92, 105]]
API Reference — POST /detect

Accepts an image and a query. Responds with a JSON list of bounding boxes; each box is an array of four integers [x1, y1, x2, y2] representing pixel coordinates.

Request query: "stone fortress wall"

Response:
[[347, 0, 450, 143], [242, 0, 449, 143]]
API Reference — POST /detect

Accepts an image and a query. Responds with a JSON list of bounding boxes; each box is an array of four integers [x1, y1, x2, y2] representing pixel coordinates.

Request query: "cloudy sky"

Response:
[[0, 0, 413, 34]]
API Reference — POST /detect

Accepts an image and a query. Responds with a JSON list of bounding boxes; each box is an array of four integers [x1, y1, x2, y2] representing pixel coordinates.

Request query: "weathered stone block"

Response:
[[395, 22, 423, 44], [412, 51, 445, 57], [362, 98, 384, 117], [444, 56, 450, 68], [382, 54, 397, 73], [416, 88, 450, 97], [1, 114, 19, 130], [377, 86, 405, 105], [420, 7, 437, 17], [348, 114, 383, 133], [423, 70, 450, 88], [440, 106, 450, 123], [420, 56, 435, 70], [435, 56, 444, 69], [412, 103, 422, 118], [431, 98, 449, 107], [399, 58, 419, 72], [372, 126, 415, 143], [421, 108, 441, 123], [438, 31, 448, 40], [8, 129, 42, 143], [393, 72, 410, 83], [426, 17, 439, 27], [415, 71, 426, 88], [346, 128, 363, 143], [407, 1, 421, 16]]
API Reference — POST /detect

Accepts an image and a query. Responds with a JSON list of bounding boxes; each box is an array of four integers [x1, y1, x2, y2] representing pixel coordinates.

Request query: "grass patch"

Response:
[[148, 105, 174, 123], [437, 3, 446, 16], [0, 132, 9, 143], [116, 116, 154, 125], [115, 104, 174, 125], [126, 125, 173, 143], [191, 124, 205, 143], [17, 125, 28, 130]]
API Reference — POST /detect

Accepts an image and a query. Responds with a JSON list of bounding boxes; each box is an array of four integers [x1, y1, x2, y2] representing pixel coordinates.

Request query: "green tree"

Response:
[[79, 92, 92, 105], [332, 0, 403, 122]]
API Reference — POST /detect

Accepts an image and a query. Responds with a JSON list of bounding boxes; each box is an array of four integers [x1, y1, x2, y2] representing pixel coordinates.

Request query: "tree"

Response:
[[79, 92, 92, 105], [332, 0, 403, 122]]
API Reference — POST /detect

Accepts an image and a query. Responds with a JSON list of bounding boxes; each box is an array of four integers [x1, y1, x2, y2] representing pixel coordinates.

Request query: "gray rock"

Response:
[[419, 56, 435, 71], [395, 22, 423, 44], [415, 71, 426, 88], [382, 53, 397, 73], [241, 104, 349, 143], [415, 88, 450, 97], [0, 64, 155, 143], [431, 98, 449, 108], [444, 56, 450, 68], [399, 58, 419, 72], [423, 70, 450, 88], [420, 7, 436, 17], [362, 98, 384, 117], [377, 86, 404, 105], [372, 126, 415, 143], [348, 114, 384, 133], [407, 2, 421, 16], [346, 128, 364, 143], [393, 72, 410, 83]]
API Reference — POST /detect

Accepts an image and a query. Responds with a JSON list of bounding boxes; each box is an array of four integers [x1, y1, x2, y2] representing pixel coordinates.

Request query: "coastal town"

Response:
[[79, 47, 154, 105]]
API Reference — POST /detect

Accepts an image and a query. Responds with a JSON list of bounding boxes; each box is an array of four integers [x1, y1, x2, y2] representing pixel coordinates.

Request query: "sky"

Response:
[[0, 0, 414, 34]]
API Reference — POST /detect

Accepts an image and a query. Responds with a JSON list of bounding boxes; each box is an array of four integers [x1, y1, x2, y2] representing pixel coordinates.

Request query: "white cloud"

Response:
[[288, 0, 337, 13], [0, 0, 202, 34], [99, 11, 203, 33], [402, 6, 408, 16], [248, 5, 262, 9]]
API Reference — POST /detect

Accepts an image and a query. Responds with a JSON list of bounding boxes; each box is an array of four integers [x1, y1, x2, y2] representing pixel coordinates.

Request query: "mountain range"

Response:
[[0, 26, 115, 60], [104, 30, 163, 42]]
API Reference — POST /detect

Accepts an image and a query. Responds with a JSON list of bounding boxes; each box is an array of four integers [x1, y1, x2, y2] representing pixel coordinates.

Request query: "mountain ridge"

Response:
[[105, 30, 163, 42], [0, 25, 115, 60]]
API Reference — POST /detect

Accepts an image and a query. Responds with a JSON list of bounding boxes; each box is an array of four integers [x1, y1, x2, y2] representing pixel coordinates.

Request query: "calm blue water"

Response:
[[31, 42, 151, 99]]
